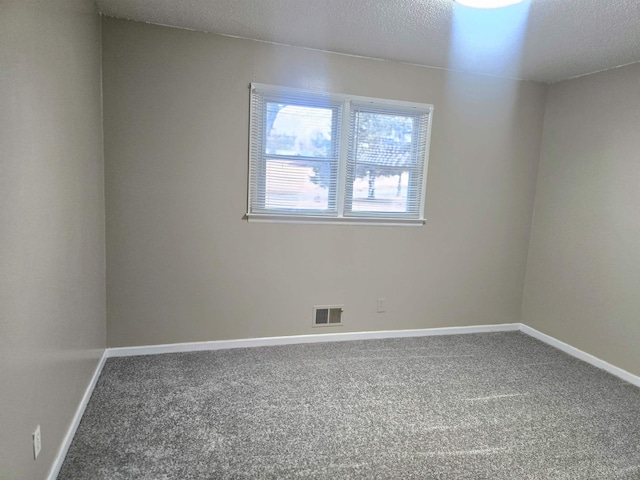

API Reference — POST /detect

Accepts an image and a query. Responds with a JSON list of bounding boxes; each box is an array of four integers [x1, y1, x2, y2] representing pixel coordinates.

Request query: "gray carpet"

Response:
[[58, 332, 640, 479]]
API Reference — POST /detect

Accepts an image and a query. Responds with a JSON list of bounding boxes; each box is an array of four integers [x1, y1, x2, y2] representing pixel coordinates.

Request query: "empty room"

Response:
[[2, 0, 640, 478]]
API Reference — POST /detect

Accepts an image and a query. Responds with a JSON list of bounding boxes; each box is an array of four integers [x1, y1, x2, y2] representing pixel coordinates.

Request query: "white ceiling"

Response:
[[96, 0, 640, 83]]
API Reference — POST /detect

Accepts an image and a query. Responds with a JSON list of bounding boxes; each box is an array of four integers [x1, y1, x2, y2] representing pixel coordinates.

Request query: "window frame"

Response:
[[247, 83, 434, 226]]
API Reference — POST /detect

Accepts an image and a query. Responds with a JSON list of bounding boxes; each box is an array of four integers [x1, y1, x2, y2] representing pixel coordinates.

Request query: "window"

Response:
[[248, 84, 433, 225]]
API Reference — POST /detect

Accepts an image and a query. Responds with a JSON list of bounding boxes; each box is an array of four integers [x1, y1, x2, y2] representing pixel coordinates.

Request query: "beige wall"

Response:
[[0, 1, 105, 479], [0, 4, 636, 477], [103, 18, 547, 347], [522, 63, 640, 377]]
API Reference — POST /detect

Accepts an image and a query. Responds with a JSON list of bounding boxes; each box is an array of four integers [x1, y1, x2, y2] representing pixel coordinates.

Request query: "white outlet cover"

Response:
[[33, 425, 41, 460], [377, 298, 386, 313]]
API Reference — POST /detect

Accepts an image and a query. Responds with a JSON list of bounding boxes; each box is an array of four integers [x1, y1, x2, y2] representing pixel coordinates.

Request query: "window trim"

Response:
[[247, 83, 434, 226]]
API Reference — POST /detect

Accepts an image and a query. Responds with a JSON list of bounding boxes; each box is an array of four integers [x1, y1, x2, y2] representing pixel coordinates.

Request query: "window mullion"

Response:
[[336, 100, 351, 218], [418, 114, 432, 221]]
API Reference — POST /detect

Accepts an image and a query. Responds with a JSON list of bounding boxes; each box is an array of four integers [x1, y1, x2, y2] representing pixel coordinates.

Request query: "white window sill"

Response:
[[245, 213, 426, 227]]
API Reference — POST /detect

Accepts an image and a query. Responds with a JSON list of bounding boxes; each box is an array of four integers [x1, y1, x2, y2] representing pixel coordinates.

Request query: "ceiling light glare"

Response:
[[454, 0, 525, 8]]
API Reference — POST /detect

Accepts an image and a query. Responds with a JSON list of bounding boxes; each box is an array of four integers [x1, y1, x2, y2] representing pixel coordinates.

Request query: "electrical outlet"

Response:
[[377, 297, 386, 313], [33, 425, 41, 460]]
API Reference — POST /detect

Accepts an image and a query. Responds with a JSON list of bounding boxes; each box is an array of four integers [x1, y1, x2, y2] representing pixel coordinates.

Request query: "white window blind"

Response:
[[248, 84, 433, 226]]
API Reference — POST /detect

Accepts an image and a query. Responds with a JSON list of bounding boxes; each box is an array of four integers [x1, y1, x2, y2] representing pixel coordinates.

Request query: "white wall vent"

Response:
[[312, 305, 343, 327]]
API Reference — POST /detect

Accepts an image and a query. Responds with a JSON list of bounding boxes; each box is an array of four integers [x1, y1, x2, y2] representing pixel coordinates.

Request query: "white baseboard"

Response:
[[47, 350, 107, 480], [519, 324, 640, 388], [108, 323, 640, 387], [106, 323, 522, 358]]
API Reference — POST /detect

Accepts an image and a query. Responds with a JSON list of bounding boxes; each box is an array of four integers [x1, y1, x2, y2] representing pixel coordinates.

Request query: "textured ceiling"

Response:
[[96, 0, 640, 83]]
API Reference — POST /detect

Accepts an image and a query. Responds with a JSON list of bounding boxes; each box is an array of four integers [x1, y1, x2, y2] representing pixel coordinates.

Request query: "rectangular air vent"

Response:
[[312, 305, 343, 327]]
